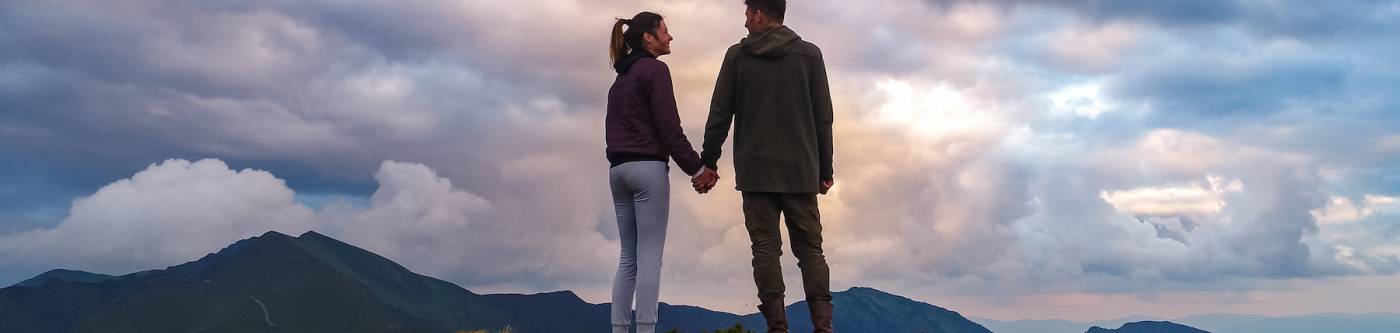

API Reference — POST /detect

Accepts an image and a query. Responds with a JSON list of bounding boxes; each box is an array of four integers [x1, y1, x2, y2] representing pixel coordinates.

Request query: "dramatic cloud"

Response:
[[1313, 195, 1400, 225], [2, 0, 1399, 320], [1100, 175, 1243, 217], [0, 159, 317, 276], [0, 158, 621, 294]]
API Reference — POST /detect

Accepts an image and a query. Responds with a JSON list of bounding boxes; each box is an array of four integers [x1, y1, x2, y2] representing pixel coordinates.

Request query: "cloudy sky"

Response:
[[2, 0, 1399, 322]]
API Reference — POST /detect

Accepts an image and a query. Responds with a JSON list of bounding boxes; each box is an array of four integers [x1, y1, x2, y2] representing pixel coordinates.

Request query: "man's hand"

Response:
[[692, 167, 720, 194], [819, 179, 834, 195]]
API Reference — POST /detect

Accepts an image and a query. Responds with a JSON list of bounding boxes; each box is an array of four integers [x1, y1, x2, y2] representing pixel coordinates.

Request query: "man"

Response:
[[693, 0, 835, 331]]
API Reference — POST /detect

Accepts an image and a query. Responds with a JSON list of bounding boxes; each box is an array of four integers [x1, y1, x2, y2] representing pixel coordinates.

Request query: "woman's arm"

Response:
[[645, 61, 705, 176]]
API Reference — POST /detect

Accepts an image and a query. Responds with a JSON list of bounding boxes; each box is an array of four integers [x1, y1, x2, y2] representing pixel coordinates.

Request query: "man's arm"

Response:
[[811, 49, 835, 183], [701, 47, 740, 171]]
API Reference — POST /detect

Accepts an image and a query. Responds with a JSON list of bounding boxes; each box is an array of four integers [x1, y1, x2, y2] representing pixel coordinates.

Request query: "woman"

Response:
[[605, 11, 716, 333]]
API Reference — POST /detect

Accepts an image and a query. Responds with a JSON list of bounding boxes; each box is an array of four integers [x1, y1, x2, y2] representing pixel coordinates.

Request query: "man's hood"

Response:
[[740, 25, 801, 59]]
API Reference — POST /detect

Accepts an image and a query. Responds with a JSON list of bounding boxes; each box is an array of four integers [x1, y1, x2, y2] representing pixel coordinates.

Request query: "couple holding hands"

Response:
[[604, 1, 835, 332]]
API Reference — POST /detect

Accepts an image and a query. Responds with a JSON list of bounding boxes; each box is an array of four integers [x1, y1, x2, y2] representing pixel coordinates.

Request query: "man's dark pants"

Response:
[[742, 192, 833, 333]]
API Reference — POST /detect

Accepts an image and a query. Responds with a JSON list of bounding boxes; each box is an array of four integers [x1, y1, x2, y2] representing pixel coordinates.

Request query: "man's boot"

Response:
[[809, 300, 834, 333], [758, 301, 788, 333]]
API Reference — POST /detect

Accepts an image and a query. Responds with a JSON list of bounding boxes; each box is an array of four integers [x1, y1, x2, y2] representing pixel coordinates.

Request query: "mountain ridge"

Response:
[[1, 230, 993, 333], [975, 312, 1400, 333], [7, 230, 1395, 332], [1085, 321, 1210, 333]]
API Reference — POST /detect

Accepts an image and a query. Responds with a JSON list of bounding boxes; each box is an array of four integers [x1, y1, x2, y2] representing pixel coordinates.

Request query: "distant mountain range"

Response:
[[0, 231, 996, 332], [4, 230, 1392, 333], [975, 312, 1400, 333], [1085, 321, 1210, 333]]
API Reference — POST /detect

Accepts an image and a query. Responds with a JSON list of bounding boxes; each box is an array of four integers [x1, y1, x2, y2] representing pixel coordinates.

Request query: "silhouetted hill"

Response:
[[0, 230, 996, 333], [14, 269, 116, 288], [1, 231, 509, 332], [1086, 321, 1211, 333], [740, 287, 993, 333], [1177, 313, 1400, 333], [976, 312, 1400, 333]]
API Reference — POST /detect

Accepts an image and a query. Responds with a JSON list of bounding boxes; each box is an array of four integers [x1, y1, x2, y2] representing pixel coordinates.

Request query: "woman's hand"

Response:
[[692, 168, 720, 194]]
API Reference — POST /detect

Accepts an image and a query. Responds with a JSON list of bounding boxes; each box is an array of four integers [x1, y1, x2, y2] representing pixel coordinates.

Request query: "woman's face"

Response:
[[644, 20, 673, 56]]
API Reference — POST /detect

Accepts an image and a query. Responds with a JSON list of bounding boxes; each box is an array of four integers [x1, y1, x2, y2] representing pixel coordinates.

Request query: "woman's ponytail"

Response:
[[609, 12, 663, 67], [609, 18, 630, 65]]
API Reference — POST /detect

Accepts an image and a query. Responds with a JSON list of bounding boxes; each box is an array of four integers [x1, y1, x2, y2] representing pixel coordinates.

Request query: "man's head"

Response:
[[743, 0, 785, 34]]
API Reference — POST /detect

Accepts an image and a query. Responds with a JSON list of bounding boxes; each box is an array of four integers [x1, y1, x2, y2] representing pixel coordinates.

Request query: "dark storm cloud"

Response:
[[926, 0, 1243, 26], [0, 0, 635, 294], [1115, 55, 1350, 120], [0, 0, 516, 192], [1029, 0, 1242, 26]]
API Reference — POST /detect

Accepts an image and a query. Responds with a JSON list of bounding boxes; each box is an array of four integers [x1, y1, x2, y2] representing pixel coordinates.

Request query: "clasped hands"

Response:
[[691, 167, 836, 195], [692, 167, 720, 194]]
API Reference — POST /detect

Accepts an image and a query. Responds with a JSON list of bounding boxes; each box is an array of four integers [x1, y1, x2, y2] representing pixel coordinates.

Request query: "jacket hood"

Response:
[[613, 49, 656, 74], [740, 25, 801, 59]]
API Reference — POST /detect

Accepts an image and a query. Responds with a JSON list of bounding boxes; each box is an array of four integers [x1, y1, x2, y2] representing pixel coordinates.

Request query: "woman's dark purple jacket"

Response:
[[605, 51, 704, 175]]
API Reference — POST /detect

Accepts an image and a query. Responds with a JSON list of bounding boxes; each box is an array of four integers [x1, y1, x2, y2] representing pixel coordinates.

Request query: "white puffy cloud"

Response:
[[0, 158, 618, 294], [1312, 195, 1399, 225], [1048, 80, 1117, 119], [1101, 175, 1243, 217], [0, 159, 316, 275]]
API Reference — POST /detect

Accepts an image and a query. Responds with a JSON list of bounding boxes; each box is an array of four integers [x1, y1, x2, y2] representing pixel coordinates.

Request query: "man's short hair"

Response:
[[745, 0, 786, 21]]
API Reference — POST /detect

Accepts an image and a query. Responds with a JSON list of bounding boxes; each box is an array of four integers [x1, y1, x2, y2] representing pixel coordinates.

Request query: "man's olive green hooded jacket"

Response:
[[702, 25, 834, 193]]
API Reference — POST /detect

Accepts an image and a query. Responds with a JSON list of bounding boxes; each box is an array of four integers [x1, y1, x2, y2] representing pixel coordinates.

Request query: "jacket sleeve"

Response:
[[646, 61, 705, 176], [701, 47, 740, 171], [810, 49, 835, 181]]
